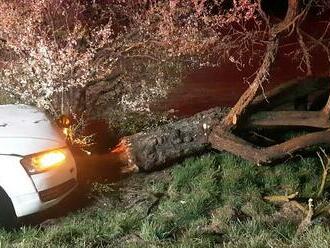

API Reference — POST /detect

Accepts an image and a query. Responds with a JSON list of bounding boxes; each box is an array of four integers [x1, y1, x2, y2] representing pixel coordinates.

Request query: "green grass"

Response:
[[1, 153, 330, 247]]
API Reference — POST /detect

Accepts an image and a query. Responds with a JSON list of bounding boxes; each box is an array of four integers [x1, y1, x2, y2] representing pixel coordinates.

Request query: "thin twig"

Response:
[[317, 148, 329, 198], [296, 198, 314, 235], [297, 27, 312, 76]]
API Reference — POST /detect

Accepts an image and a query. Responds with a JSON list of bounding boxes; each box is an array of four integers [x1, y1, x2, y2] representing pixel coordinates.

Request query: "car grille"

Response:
[[38, 179, 77, 202]]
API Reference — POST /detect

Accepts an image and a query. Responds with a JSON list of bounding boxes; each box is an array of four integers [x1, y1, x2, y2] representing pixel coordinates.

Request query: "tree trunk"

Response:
[[121, 107, 227, 171]]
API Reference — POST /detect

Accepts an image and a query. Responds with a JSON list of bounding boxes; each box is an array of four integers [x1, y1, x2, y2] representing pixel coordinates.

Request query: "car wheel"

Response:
[[0, 188, 17, 230]]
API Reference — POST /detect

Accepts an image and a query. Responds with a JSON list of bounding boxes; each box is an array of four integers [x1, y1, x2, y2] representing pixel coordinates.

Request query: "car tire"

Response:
[[0, 188, 17, 230]]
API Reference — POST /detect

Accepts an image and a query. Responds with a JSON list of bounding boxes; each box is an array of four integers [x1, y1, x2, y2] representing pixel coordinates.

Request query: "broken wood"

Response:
[[220, 39, 279, 130], [115, 107, 227, 172], [86, 0, 330, 173]]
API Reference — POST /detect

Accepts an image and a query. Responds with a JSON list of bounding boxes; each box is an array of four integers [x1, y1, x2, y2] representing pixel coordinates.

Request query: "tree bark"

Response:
[[119, 107, 227, 171], [246, 111, 330, 129], [210, 128, 330, 165], [79, 0, 324, 173]]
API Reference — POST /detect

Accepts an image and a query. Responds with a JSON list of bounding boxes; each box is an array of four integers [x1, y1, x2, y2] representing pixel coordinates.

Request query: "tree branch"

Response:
[[246, 111, 330, 129], [219, 38, 279, 130], [210, 128, 330, 165], [322, 90, 330, 116], [249, 77, 330, 112]]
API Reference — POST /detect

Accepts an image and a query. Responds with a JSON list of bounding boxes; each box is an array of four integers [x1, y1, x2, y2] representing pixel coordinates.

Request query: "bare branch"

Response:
[[297, 27, 312, 75], [317, 148, 329, 197], [210, 128, 330, 165], [322, 87, 330, 116], [219, 39, 279, 129]]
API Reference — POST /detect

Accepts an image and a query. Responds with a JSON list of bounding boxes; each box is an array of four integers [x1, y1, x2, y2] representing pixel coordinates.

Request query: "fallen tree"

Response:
[[107, 76, 329, 172], [68, 1, 330, 236], [208, 0, 330, 165], [75, 0, 330, 173], [4, 1, 329, 172], [110, 107, 227, 172]]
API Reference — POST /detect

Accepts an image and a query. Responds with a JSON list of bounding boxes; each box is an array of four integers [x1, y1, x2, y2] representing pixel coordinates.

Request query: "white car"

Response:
[[0, 104, 77, 228]]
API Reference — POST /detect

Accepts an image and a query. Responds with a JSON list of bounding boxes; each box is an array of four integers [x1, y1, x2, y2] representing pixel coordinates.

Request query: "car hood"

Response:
[[0, 104, 66, 155]]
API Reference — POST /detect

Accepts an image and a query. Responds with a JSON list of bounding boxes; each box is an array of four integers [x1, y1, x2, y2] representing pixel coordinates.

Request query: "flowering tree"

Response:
[[0, 0, 260, 116], [0, 1, 114, 114], [1, 0, 328, 121], [90, 1, 330, 183], [79, 0, 330, 171]]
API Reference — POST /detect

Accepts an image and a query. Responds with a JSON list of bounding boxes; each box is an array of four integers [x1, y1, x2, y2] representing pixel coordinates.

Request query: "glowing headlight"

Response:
[[21, 149, 66, 174]]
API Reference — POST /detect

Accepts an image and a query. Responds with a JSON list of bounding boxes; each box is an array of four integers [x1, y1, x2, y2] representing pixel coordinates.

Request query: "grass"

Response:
[[1, 152, 330, 247]]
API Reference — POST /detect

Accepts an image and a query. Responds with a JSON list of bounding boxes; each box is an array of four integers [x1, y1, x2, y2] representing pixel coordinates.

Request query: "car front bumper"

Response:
[[11, 179, 78, 217], [0, 148, 77, 218]]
